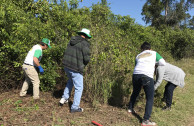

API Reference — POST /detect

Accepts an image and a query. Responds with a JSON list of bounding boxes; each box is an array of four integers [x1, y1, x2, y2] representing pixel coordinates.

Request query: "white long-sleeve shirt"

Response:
[[154, 63, 186, 89]]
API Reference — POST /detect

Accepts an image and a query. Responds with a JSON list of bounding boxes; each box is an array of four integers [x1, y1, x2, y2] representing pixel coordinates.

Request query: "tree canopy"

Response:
[[142, 0, 194, 28]]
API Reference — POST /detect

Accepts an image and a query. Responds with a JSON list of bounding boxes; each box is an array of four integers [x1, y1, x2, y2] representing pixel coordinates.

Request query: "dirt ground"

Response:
[[187, 118, 194, 126], [1, 90, 194, 126], [0, 90, 139, 126]]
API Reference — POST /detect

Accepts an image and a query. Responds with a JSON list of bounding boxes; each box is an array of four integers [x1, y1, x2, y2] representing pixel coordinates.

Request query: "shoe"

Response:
[[33, 96, 40, 100], [59, 98, 68, 106], [162, 106, 171, 111], [20, 94, 27, 97], [128, 109, 136, 114], [141, 120, 156, 126], [70, 107, 83, 113], [20, 93, 27, 97]]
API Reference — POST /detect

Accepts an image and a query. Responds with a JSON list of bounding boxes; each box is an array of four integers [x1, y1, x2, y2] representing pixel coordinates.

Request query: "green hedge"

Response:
[[0, 0, 194, 106]]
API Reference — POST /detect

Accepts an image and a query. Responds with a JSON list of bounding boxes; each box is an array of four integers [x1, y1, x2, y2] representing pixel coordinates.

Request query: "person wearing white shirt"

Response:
[[128, 42, 166, 126]]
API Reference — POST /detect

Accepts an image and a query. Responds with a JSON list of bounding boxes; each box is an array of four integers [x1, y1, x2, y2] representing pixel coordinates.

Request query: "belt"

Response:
[[23, 63, 34, 66]]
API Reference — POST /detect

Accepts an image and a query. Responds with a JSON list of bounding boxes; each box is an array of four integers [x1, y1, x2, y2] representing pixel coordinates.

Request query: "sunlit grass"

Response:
[[151, 59, 194, 126]]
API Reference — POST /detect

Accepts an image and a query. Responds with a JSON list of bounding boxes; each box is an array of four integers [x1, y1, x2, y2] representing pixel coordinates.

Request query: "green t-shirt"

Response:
[[24, 44, 42, 66], [34, 50, 42, 59]]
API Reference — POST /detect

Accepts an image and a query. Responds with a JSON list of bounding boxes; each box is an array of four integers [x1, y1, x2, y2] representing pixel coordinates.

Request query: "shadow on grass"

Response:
[[52, 86, 73, 110], [53, 89, 73, 111], [107, 74, 133, 108], [52, 89, 64, 99], [26, 84, 33, 96], [107, 77, 125, 107], [153, 89, 166, 108], [132, 112, 143, 123], [68, 101, 73, 110]]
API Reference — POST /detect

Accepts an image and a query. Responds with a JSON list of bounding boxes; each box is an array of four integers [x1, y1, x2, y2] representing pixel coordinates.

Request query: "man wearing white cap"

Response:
[[20, 38, 51, 99], [59, 28, 91, 113]]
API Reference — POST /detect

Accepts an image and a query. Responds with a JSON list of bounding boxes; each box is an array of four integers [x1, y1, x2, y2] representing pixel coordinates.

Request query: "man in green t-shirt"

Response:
[[20, 38, 51, 99]]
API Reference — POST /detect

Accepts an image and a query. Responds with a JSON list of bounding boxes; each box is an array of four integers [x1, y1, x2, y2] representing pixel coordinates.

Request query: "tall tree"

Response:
[[186, 0, 194, 9], [101, 0, 107, 5], [162, 0, 176, 23], [142, 0, 164, 26], [165, 0, 187, 26], [69, 0, 79, 10], [142, 0, 194, 27], [162, 0, 176, 16], [189, 16, 194, 29]]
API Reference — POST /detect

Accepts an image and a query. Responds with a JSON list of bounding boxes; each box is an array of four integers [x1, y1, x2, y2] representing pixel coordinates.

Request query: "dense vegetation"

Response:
[[0, 0, 194, 106]]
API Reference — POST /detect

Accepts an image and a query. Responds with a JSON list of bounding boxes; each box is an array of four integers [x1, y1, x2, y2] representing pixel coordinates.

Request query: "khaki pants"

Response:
[[20, 64, 40, 99]]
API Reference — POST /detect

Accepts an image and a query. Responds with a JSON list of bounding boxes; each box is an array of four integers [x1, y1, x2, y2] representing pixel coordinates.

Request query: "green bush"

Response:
[[0, 0, 194, 107]]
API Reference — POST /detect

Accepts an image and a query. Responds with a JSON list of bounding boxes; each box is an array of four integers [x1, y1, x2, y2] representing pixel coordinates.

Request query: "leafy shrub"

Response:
[[0, 0, 194, 107]]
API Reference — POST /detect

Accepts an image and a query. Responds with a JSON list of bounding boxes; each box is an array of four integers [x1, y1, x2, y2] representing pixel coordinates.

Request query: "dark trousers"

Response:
[[128, 74, 154, 120], [163, 82, 177, 107]]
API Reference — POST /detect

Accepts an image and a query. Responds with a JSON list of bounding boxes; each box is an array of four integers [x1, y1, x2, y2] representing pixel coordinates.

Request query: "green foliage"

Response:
[[69, 0, 79, 10], [13, 99, 39, 112], [142, 0, 164, 26], [0, 0, 194, 106], [189, 16, 194, 29]]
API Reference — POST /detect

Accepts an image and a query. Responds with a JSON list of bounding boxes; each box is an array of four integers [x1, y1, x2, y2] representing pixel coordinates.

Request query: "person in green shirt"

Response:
[[20, 38, 51, 99]]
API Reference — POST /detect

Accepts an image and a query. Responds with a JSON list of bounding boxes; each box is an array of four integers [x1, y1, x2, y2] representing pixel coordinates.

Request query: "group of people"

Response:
[[127, 42, 186, 125], [19, 28, 186, 126]]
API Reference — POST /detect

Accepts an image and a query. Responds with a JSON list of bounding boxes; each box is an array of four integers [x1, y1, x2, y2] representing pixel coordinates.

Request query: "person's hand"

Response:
[[154, 85, 157, 90], [38, 66, 44, 74]]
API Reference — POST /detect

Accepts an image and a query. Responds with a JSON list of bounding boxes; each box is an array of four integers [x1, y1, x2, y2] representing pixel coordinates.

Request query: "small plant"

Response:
[[23, 118, 28, 122], [70, 120, 76, 125], [0, 99, 12, 105], [34, 104, 39, 110], [13, 100, 39, 112], [57, 118, 62, 122], [14, 100, 22, 107]]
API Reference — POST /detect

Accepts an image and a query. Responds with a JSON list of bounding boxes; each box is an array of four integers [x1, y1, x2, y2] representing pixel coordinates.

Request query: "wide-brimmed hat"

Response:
[[42, 38, 51, 48], [77, 28, 92, 38]]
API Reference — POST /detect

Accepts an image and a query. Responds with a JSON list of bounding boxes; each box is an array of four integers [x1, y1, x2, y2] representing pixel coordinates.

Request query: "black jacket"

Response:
[[62, 36, 90, 74]]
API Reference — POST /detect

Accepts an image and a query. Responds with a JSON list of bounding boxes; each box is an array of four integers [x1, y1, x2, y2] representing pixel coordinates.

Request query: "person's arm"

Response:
[[82, 42, 90, 65], [33, 57, 40, 66], [154, 66, 165, 90], [33, 50, 44, 74], [156, 52, 166, 66]]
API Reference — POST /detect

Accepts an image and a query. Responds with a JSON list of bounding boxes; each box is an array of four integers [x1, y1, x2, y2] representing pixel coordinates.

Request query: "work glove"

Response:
[[154, 85, 158, 91], [38, 65, 44, 74]]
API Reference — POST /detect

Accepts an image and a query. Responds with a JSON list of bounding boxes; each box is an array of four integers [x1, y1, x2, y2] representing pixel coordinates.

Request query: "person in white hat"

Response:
[[59, 28, 91, 113], [20, 38, 51, 99]]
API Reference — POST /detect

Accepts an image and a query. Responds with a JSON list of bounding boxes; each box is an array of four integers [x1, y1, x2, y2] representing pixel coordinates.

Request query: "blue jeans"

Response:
[[163, 82, 177, 107], [128, 74, 154, 120], [62, 68, 83, 110]]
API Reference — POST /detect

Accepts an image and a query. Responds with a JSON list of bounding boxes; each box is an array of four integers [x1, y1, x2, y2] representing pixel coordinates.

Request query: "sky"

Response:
[[74, 0, 194, 26], [78, 0, 147, 26]]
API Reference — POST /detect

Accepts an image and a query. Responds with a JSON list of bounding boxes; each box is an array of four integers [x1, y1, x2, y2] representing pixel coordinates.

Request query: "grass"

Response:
[[150, 59, 194, 126], [115, 58, 194, 125]]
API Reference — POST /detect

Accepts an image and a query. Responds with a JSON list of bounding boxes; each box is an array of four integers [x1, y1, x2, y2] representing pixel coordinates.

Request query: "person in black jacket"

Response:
[[59, 28, 91, 113]]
